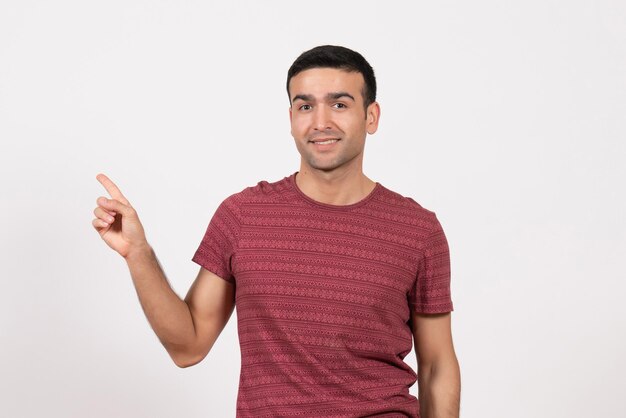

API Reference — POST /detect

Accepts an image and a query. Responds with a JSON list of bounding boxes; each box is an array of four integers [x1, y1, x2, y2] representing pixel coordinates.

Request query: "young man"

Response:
[[93, 45, 461, 418]]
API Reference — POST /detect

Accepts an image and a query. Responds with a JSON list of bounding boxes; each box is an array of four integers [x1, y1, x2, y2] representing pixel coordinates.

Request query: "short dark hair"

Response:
[[286, 45, 377, 111]]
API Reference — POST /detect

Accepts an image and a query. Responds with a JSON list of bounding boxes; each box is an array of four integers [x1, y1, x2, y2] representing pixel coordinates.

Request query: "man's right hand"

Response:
[[93, 173, 149, 258], [92, 173, 235, 367]]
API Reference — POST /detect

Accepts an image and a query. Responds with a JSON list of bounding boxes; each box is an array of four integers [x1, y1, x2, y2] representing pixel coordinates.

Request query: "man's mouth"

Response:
[[309, 138, 340, 145]]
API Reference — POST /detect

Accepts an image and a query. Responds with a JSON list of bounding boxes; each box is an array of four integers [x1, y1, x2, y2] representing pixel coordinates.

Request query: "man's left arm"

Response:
[[411, 311, 461, 418]]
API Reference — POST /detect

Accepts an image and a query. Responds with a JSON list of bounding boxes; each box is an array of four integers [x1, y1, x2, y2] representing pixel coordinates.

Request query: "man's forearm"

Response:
[[418, 357, 461, 418], [124, 244, 196, 357]]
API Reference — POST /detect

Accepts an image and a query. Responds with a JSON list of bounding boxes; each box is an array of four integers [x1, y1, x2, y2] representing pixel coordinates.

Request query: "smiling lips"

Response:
[[309, 138, 340, 145]]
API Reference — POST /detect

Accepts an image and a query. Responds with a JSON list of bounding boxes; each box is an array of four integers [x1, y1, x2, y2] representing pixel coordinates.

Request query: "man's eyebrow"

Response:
[[326, 92, 355, 101], [292, 94, 314, 103], [291, 92, 356, 103]]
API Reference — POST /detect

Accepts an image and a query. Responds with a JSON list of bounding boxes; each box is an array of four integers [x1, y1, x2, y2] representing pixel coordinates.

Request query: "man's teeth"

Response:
[[315, 139, 338, 145]]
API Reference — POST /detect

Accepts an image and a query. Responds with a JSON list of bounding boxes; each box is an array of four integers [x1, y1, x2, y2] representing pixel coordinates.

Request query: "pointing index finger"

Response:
[[96, 173, 129, 205]]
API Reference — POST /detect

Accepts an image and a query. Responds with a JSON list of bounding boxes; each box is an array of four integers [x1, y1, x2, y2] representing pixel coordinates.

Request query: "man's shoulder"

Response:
[[378, 183, 436, 216], [223, 174, 292, 205], [376, 183, 441, 231]]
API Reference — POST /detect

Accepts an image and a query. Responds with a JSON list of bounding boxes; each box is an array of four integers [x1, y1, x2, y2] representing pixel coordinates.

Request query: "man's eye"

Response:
[[299, 104, 312, 111], [333, 103, 347, 109]]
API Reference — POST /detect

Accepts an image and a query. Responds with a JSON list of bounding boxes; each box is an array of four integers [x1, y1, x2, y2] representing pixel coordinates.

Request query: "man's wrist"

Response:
[[124, 242, 153, 263]]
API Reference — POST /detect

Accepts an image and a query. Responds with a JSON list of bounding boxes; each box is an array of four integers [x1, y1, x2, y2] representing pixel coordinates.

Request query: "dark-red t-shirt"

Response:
[[192, 171, 454, 417]]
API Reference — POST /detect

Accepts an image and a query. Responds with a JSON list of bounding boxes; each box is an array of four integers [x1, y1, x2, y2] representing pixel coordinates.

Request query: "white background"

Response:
[[1, 1, 625, 417]]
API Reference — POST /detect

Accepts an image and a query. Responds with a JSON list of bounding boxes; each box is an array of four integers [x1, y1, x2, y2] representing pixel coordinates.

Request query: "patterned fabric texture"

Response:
[[192, 171, 454, 417]]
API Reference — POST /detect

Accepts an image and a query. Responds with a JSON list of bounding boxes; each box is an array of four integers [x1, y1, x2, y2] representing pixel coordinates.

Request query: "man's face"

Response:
[[288, 67, 379, 174]]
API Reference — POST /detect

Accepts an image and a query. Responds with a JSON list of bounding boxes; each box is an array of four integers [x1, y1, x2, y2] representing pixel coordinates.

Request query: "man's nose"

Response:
[[313, 106, 332, 130]]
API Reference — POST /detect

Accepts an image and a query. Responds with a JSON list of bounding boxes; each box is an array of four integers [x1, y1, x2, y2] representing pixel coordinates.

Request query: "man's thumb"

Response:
[[99, 197, 131, 215]]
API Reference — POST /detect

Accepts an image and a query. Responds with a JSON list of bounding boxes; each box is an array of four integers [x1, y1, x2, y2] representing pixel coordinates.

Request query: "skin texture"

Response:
[[93, 65, 460, 416], [411, 311, 461, 418]]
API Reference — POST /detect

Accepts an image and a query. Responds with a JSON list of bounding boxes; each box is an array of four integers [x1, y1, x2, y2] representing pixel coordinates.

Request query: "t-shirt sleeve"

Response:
[[191, 195, 240, 285], [409, 214, 454, 314]]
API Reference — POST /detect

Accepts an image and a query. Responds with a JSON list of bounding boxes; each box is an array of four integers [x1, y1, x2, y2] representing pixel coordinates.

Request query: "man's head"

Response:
[[287, 45, 377, 113], [287, 45, 381, 174]]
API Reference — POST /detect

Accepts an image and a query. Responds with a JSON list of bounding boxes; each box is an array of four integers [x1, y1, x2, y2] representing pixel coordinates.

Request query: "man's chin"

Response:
[[306, 161, 344, 173]]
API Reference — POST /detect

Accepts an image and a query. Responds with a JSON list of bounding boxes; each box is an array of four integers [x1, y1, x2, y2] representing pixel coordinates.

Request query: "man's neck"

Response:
[[295, 167, 376, 206]]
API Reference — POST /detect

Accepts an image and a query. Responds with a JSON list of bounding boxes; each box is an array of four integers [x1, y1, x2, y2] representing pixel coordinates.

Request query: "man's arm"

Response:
[[124, 245, 236, 368], [411, 311, 461, 418], [93, 174, 236, 368]]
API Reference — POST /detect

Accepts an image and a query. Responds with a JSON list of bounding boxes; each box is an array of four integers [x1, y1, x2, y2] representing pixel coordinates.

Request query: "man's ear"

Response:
[[366, 101, 381, 135]]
